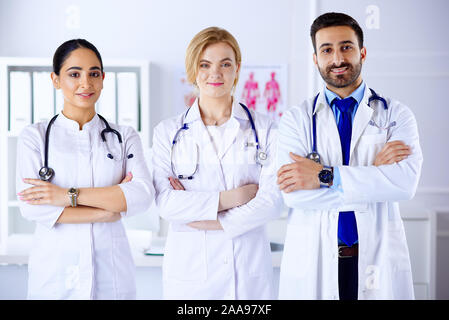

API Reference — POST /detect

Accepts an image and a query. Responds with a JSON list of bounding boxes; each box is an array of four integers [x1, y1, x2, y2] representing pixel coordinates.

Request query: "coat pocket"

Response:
[[163, 231, 207, 281], [281, 224, 313, 279], [355, 133, 387, 165]]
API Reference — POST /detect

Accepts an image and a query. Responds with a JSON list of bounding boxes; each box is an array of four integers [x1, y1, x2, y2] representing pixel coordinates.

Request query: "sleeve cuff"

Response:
[[119, 180, 154, 217], [330, 166, 343, 192]]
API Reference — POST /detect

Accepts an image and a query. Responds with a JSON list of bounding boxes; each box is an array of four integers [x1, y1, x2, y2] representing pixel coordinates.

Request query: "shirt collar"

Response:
[[55, 110, 102, 131], [324, 81, 366, 106]]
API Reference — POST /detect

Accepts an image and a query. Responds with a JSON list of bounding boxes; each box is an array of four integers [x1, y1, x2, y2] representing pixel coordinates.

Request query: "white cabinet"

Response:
[[0, 57, 152, 254], [399, 203, 436, 300]]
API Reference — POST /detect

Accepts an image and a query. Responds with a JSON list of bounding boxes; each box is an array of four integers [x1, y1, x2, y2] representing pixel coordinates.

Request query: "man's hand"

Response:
[[374, 141, 411, 166], [277, 152, 323, 193]]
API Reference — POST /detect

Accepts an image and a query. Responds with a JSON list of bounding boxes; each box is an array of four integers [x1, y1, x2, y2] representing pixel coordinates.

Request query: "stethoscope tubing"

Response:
[[171, 102, 265, 179], [310, 88, 388, 157], [40, 113, 124, 181]]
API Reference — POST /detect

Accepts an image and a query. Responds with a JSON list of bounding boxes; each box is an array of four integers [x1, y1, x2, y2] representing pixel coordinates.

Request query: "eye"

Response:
[[90, 72, 101, 78], [69, 72, 80, 78], [221, 62, 232, 68], [342, 45, 353, 51], [199, 63, 209, 68], [321, 48, 332, 54]]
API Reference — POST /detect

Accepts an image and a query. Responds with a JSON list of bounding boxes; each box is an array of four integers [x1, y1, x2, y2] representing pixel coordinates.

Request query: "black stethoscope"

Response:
[[306, 88, 391, 164], [39, 114, 132, 182], [170, 103, 268, 180]]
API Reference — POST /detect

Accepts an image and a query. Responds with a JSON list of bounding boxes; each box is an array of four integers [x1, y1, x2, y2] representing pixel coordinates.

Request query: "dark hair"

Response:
[[52, 39, 103, 75], [310, 12, 364, 53]]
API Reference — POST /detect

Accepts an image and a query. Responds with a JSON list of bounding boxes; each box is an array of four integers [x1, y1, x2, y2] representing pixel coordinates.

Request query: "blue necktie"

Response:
[[333, 97, 358, 247]]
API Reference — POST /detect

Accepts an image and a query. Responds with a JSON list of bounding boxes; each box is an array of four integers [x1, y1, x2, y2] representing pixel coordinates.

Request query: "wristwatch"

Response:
[[67, 188, 80, 207], [318, 166, 334, 188]]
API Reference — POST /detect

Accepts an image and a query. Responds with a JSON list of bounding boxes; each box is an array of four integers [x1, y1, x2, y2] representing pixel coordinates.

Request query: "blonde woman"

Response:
[[152, 27, 282, 299]]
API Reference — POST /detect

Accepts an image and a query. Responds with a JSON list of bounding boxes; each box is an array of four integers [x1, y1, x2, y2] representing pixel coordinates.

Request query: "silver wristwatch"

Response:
[[67, 187, 80, 207]]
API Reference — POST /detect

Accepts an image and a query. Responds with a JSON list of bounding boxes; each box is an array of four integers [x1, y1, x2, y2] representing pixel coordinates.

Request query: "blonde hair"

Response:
[[185, 26, 242, 88]]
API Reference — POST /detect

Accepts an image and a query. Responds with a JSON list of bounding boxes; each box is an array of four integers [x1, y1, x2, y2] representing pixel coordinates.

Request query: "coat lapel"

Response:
[[350, 89, 373, 160]]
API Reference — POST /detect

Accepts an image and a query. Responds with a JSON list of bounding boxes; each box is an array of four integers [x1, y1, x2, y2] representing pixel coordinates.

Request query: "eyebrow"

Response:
[[65, 66, 102, 71], [319, 40, 355, 49], [199, 58, 233, 63]]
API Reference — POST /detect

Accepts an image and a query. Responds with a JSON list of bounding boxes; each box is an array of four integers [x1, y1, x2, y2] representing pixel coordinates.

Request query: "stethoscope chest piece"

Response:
[[306, 151, 321, 164], [256, 150, 268, 165], [39, 166, 54, 182]]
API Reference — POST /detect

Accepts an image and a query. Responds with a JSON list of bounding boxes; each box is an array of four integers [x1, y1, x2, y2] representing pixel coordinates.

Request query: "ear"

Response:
[[360, 47, 367, 64], [313, 53, 318, 66], [50, 72, 60, 89], [234, 63, 241, 87]]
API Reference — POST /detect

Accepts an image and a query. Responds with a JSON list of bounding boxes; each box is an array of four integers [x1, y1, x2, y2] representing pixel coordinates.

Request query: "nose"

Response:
[[209, 64, 222, 78], [79, 72, 92, 88], [331, 50, 345, 66]]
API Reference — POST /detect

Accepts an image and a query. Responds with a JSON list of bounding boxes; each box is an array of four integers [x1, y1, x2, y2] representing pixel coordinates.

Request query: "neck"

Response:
[[198, 94, 233, 126], [327, 76, 363, 99], [62, 104, 96, 130]]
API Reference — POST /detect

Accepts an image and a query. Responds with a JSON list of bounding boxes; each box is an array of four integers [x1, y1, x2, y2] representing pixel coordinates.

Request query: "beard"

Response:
[[318, 60, 362, 88]]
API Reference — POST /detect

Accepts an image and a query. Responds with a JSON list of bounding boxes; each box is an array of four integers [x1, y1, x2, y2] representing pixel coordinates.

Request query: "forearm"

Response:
[[338, 158, 422, 203], [77, 185, 127, 213], [156, 188, 219, 223], [220, 187, 283, 238], [56, 206, 120, 224]]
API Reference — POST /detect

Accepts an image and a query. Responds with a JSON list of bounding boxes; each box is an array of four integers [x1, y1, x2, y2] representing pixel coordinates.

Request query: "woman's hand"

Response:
[[18, 179, 70, 207], [96, 210, 122, 223], [168, 177, 259, 211], [219, 184, 258, 211], [187, 220, 223, 230], [169, 176, 185, 190], [19, 172, 134, 207]]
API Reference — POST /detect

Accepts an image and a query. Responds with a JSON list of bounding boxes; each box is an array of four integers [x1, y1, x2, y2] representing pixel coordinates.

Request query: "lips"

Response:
[[331, 66, 348, 74], [76, 93, 95, 98], [208, 82, 224, 87], [327, 63, 351, 75]]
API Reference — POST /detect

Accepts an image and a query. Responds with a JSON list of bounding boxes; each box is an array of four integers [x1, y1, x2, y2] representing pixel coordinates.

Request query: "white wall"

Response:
[[0, 0, 312, 144]]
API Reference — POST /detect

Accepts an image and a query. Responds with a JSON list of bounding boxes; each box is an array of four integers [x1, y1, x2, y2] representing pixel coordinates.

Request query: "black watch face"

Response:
[[68, 187, 76, 194], [319, 170, 333, 183]]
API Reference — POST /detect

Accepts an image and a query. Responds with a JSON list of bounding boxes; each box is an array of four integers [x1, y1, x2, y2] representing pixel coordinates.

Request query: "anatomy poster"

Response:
[[235, 64, 288, 122]]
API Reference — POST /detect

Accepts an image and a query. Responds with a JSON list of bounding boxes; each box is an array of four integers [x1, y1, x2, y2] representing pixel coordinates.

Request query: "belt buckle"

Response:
[[338, 245, 351, 258]]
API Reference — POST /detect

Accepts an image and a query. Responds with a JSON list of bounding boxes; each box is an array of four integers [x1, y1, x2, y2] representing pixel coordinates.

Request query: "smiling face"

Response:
[[51, 47, 104, 110], [195, 42, 240, 100], [313, 25, 366, 93]]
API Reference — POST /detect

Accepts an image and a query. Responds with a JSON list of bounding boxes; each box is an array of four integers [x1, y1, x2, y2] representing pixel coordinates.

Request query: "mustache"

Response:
[[326, 63, 353, 73]]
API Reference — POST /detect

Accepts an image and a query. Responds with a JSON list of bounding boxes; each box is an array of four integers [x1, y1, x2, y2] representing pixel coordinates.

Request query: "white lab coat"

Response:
[[16, 112, 154, 299], [277, 86, 423, 300], [152, 99, 282, 300]]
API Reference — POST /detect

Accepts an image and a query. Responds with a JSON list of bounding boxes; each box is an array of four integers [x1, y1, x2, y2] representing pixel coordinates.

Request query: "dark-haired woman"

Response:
[[16, 39, 154, 299]]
